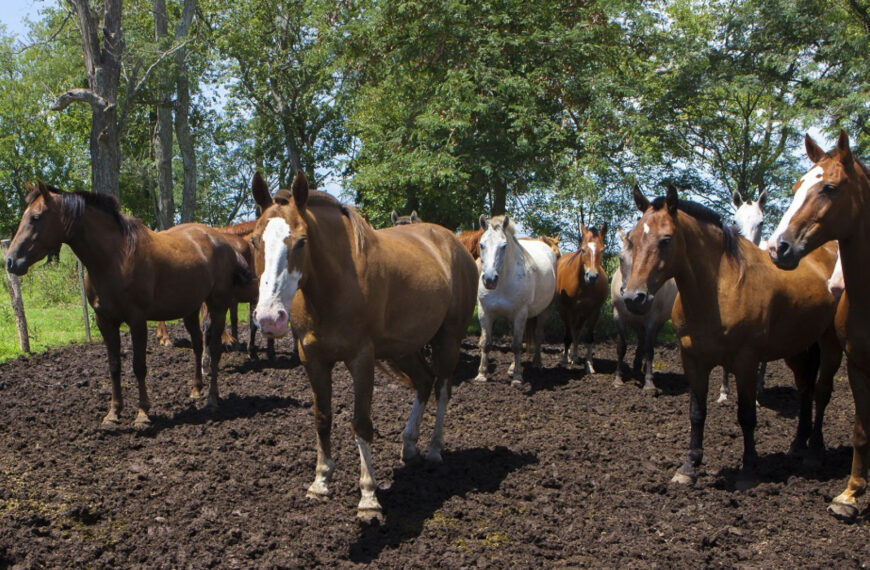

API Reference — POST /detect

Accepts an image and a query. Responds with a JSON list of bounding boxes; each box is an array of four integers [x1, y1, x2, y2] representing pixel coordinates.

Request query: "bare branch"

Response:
[[132, 40, 190, 95], [11, 10, 73, 55], [51, 88, 114, 111]]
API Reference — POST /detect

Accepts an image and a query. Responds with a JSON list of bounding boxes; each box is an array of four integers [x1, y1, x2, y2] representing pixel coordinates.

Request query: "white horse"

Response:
[[611, 228, 677, 391], [475, 214, 557, 386], [718, 190, 769, 403]]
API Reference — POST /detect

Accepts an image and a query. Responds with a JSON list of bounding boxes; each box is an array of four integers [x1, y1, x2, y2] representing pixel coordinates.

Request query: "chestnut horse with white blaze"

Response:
[[556, 223, 609, 373], [622, 185, 840, 490], [249, 171, 477, 521], [4, 182, 255, 428], [475, 215, 557, 385], [768, 130, 870, 520]]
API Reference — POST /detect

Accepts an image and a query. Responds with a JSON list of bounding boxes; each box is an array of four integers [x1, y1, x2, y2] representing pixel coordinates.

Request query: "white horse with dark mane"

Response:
[[475, 214, 557, 386]]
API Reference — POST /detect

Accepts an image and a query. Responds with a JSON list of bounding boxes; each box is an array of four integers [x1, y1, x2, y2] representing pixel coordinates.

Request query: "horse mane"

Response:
[[304, 191, 370, 254], [650, 196, 743, 273], [219, 219, 257, 237], [488, 215, 516, 236], [26, 184, 144, 252]]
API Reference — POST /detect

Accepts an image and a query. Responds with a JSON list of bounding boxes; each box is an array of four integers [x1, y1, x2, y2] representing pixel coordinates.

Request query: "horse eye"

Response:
[[479, 243, 486, 249], [294, 237, 307, 249], [822, 184, 838, 194], [31, 214, 41, 223], [659, 237, 672, 248]]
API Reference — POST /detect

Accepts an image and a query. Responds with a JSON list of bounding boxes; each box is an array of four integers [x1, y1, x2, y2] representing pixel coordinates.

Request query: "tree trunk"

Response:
[[492, 178, 507, 215], [175, 0, 197, 223], [153, 0, 175, 230]]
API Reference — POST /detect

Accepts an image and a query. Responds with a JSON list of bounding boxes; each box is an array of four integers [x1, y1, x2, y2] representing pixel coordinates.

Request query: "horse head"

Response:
[[391, 210, 420, 226], [478, 214, 515, 290], [732, 189, 766, 246], [770, 130, 866, 270], [250, 170, 312, 338], [579, 223, 607, 286], [6, 181, 74, 275]]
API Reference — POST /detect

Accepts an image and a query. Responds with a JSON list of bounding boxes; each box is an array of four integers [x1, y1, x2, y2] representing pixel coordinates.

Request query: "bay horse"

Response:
[[391, 210, 420, 225], [458, 227, 484, 259], [556, 224, 608, 373], [611, 226, 677, 391], [249, 171, 477, 520], [622, 185, 840, 490], [4, 182, 256, 428], [475, 214, 557, 385], [768, 130, 870, 520], [718, 190, 770, 404]]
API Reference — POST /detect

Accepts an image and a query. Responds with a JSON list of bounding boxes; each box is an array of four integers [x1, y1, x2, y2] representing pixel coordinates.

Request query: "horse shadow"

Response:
[[757, 385, 799, 419], [143, 393, 303, 435], [348, 446, 537, 563], [711, 444, 854, 489], [227, 351, 300, 374]]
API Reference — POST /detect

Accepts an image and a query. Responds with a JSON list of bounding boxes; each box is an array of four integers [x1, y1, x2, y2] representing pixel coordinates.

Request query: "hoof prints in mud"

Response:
[[0, 325, 866, 567]]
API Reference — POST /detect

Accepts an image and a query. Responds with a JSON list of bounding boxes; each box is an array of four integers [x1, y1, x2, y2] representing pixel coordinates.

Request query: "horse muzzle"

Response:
[[253, 306, 290, 338], [584, 272, 599, 286], [768, 237, 801, 270], [4, 255, 29, 276], [482, 273, 499, 290], [623, 290, 653, 315]]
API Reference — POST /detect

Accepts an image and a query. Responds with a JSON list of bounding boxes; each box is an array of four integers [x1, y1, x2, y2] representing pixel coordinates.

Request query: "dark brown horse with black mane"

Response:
[[622, 185, 840, 491], [4, 181, 256, 428], [768, 130, 870, 520], [249, 171, 478, 520]]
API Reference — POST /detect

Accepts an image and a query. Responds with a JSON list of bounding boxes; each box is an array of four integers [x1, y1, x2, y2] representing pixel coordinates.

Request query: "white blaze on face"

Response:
[[770, 165, 824, 244], [588, 242, 597, 258], [643, 223, 650, 235], [254, 217, 301, 334], [734, 202, 763, 245]]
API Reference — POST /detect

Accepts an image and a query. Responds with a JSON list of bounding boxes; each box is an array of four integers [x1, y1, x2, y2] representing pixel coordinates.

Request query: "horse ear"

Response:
[[36, 180, 52, 200], [410, 211, 418, 222], [291, 169, 309, 211], [599, 222, 607, 241], [251, 172, 272, 211], [617, 227, 627, 244], [805, 133, 826, 164], [391, 210, 399, 224], [757, 189, 767, 209], [632, 185, 650, 213], [665, 185, 678, 216], [837, 129, 853, 166], [580, 222, 588, 236], [731, 191, 743, 208], [479, 214, 488, 230]]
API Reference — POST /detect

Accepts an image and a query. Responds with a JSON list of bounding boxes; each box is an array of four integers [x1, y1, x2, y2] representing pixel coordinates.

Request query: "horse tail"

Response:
[[376, 360, 415, 389]]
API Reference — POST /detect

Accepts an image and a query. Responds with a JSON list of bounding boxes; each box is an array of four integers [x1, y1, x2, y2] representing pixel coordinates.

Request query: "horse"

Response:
[[475, 214, 557, 385], [767, 130, 869, 520], [611, 226, 677, 391], [154, 218, 276, 360], [458, 227, 484, 259], [556, 224, 609, 373], [4, 181, 256, 428], [249, 171, 477, 520], [718, 190, 769, 404], [391, 210, 420, 225], [621, 184, 840, 490], [527, 234, 562, 258]]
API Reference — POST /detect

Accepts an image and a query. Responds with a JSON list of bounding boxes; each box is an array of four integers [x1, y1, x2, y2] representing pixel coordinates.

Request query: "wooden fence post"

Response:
[[1, 239, 31, 353], [77, 260, 92, 342]]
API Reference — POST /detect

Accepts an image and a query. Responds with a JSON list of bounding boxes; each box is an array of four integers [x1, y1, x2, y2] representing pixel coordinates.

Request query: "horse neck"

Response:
[[838, 169, 870, 303], [66, 207, 140, 279], [299, 207, 365, 309], [670, 215, 732, 316]]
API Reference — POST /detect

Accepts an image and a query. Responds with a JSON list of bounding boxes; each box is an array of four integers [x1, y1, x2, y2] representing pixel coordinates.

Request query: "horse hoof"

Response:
[[267, 349, 276, 360], [205, 397, 220, 411], [787, 442, 808, 457], [827, 500, 858, 521], [474, 374, 488, 383], [357, 508, 384, 523], [671, 471, 695, 485], [642, 383, 659, 395], [510, 378, 523, 388], [306, 486, 330, 501], [401, 446, 420, 464], [586, 363, 597, 374], [189, 388, 203, 399], [101, 415, 121, 430], [613, 378, 625, 388], [424, 449, 443, 464], [716, 393, 728, 404], [133, 415, 152, 431]]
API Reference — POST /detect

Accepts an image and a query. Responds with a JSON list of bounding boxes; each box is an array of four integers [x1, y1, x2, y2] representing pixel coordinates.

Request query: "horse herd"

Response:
[[4, 131, 869, 524]]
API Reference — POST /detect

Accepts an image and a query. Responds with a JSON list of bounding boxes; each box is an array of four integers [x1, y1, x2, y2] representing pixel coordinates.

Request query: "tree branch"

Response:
[[50, 88, 114, 111]]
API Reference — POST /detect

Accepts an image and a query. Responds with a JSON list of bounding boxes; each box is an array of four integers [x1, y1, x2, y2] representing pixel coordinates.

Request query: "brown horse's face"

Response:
[[579, 224, 606, 286], [5, 183, 67, 276], [249, 171, 311, 338], [770, 131, 861, 270], [621, 187, 682, 315]]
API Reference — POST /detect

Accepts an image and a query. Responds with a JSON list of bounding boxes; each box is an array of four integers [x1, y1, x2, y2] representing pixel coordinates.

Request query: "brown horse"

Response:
[[4, 181, 256, 428], [458, 227, 484, 259], [768, 130, 870, 520], [556, 224, 609, 372], [249, 171, 478, 520], [391, 210, 420, 225], [622, 185, 840, 490]]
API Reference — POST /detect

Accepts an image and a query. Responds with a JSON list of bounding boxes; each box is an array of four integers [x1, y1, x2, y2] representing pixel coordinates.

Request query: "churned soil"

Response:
[[0, 325, 867, 568]]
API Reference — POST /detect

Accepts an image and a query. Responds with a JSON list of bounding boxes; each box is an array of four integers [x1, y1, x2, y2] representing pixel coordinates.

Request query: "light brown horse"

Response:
[[458, 227, 484, 259], [768, 130, 870, 520], [556, 224, 609, 372], [4, 182, 256, 428], [622, 185, 840, 490], [249, 171, 478, 520]]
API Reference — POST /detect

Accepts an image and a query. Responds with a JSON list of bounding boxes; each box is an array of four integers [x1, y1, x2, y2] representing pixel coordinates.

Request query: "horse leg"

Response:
[[346, 348, 382, 520], [808, 326, 841, 464], [718, 367, 731, 404], [756, 361, 767, 401], [305, 359, 336, 499], [221, 304, 238, 348], [155, 320, 172, 347], [613, 314, 627, 387], [427, 330, 462, 462], [508, 309, 529, 385], [529, 315, 545, 367], [204, 303, 227, 409], [182, 311, 204, 398], [734, 358, 763, 490], [96, 316, 123, 428], [129, 320, 152, 429], [671, 355, 712, 485], [784, 345, 820, 457], [642, 322, 658, 393], [583, 312, 599, 374], [474, 304, 492, 383], [393, 352, 435, 463], [829, 359, 870, 521], [247, 302, 258, 359]]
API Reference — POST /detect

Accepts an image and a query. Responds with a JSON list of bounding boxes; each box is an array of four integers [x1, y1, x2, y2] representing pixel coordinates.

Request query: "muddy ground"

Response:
[[0, 325, 867, 568]]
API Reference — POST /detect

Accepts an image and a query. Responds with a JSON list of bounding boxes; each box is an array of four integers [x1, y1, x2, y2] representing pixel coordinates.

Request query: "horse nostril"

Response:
[[633, 291, 647, 305], [776, 240, 792, 258], [277, 309, 287, 322], [4, 257, 11, 272]]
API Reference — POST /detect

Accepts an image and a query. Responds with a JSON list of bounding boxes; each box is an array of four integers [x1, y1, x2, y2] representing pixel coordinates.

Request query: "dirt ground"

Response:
[[0, 325, 867, 568]]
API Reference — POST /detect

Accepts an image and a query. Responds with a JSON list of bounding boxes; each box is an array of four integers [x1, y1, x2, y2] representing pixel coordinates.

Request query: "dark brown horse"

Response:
[[622, 185, 840, 490], [4, 182, 256, 428], [556, 224, 609, 372], [768, 130, 870, 520], [249, 171, 478, 520]]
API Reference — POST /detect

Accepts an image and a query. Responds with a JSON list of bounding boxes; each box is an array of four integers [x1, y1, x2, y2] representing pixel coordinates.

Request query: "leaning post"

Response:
[[77, 259, 91, 342], [1, 238, 31, 353]]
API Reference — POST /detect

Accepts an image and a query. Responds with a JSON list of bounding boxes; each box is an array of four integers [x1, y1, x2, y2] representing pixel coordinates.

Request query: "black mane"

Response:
[[650, 195, 743, 270]]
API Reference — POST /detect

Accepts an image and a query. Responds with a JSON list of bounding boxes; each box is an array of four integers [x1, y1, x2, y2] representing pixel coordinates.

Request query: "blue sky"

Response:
[[0, 0, 49, 40]]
